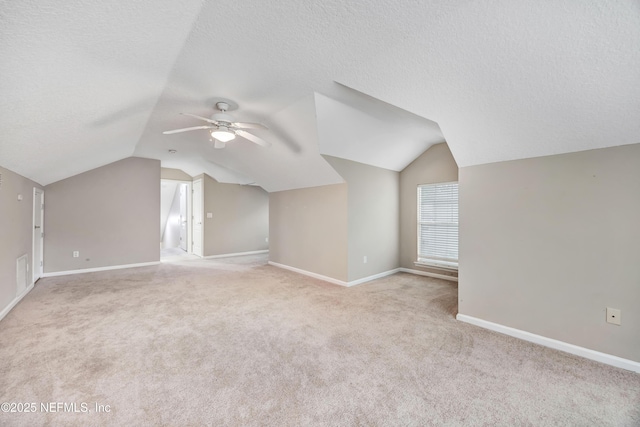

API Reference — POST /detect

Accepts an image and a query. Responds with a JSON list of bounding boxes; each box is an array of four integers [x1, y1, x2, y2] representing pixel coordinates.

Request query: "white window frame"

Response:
[[415, 181, 459, 271]]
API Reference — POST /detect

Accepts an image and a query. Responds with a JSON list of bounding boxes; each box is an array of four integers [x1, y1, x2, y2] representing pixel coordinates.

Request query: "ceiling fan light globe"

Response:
[[211, 127, 236, 142]]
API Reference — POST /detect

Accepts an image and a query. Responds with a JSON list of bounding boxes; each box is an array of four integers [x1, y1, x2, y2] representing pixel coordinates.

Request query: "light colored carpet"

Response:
[[1, 255, 639, 426], [160, 247, 200, 263]]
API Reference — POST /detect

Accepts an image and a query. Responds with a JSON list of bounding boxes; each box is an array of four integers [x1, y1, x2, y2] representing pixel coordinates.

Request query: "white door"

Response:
[[179, 184, 188, 251], [192, 179, 203, 257], [32, 188, 44, 283]]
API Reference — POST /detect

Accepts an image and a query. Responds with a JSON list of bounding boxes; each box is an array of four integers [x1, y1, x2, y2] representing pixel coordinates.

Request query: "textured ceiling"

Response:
[[0, 0, 204, 185], [315, 87, 444, 172], [2, 1, 639, 189]]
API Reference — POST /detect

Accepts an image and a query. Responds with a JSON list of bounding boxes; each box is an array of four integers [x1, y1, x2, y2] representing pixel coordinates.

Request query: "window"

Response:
[[417, 182, 459, 270]]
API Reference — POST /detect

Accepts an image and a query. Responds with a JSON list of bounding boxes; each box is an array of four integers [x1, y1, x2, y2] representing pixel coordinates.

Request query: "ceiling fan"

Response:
[[163, 101, 271, 149]]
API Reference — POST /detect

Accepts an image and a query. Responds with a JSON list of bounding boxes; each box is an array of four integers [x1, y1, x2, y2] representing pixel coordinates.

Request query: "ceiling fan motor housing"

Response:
[[211, 112, 235, 124]]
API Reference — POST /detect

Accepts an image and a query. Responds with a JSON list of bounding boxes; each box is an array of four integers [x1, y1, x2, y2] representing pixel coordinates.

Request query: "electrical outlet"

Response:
[[606, 307, 621, 325], [73, 251, 79, 258], [363, 255, 367, 264], [265, 237, 269, 243]]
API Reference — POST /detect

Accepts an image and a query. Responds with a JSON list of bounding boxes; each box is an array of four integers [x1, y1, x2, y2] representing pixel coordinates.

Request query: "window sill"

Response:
[[414, 260, 458, 272]]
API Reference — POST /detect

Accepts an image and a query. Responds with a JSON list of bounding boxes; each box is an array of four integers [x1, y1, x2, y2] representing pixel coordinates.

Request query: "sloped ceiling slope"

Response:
[[335, 1, 640, 167], [136, 95, 344, 192], [131, 0, 454, 191], [0, 0, 205, 185], [2, 1, 639, 188], [315, 86, 444, 172]]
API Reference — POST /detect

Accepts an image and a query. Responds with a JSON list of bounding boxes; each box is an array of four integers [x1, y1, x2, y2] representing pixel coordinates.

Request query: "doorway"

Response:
[[160, 179, 193, 261], [32, 188, 44, 283], [192, 178, 203, 257]]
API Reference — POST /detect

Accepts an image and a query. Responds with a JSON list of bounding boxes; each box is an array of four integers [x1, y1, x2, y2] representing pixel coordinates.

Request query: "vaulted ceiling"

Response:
[[2, 1, 639, 191]]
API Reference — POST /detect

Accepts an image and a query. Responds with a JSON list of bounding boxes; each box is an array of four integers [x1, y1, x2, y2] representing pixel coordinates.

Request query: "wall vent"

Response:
[[16, 254, 28, 296]]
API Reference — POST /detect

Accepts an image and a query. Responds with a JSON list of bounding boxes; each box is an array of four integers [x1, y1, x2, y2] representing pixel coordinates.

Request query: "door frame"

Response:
[[192, 178, 204, 257], [160, 179, 193, 255], [182, 181, 193, 254], [178, 182, 190, 252], [32, 187, 44, 284]]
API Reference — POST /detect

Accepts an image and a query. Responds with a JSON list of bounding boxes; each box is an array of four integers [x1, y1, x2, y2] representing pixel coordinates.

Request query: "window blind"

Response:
[[417, 182, 458, 269]]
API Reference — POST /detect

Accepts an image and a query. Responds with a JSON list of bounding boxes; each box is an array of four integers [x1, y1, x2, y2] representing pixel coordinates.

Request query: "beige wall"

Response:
[[44, 157, 161, 272], [324, 156, 399, 281], [269, 184, 349, 281], [202, 175, 269, 256], [399, 143, 459, 277], [459, 143, 640, 362], [0, 166, 43, 313], [161, 167, 192, 181]]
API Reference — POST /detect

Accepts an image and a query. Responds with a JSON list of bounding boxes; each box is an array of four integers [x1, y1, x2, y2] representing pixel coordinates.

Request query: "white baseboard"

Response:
[[348, 269, 400, 286], [0, 282, 35, 323], [268, 262, 399, 287], [42, 261, 161, 278], [456, 314, 640, 373], [268, 261, 348, 286], [204, 250, 268, 260], [399, 267, 458, 282]]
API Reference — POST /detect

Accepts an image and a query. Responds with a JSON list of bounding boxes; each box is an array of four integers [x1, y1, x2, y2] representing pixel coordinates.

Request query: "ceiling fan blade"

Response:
[[233, 121, 268, 130], [181, 113, 217, 124], [236, 130, 272, 147], [163, 125, 213, 135]]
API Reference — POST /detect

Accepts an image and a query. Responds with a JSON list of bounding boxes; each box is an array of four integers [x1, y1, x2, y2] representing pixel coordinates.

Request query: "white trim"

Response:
[[32, 188, 37, 283], [0, 283, 35, 323], [348, 269, 400, 286], [32, 188, 44, 284], [456, 314, 640, 373], [42, 261, 160, 278], [186, 181, 192, 255], [268, 261, 399, 287], [400, 267, 458, 282], [161, 179, 192, 255], [192, 178, 203, 257], [414, 260, 458, 272], [204, 250, 269, 260], [417, 181, 459, 267], [268, 261, 348, 286]]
